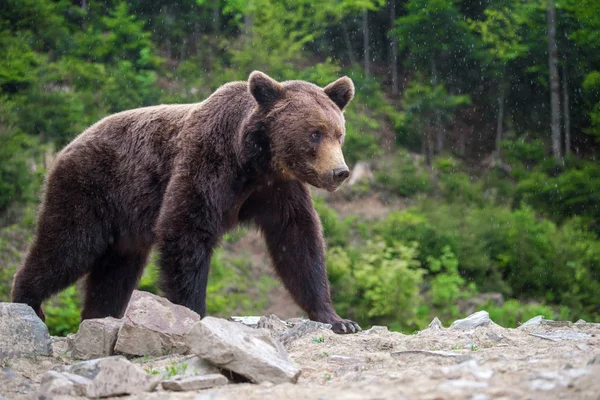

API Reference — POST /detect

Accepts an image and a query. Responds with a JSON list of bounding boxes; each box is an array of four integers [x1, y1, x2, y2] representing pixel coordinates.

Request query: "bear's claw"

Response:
[[331, 320, 362, 334]]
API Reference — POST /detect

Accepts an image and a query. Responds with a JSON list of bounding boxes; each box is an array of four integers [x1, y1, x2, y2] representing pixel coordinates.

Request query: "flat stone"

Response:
[[230, 316, 261, 328], [391, 350, 471, 359], [328, 355, 367, 364], [257, 314, 290, 337], [67, 317, 122, 360], [449, 311, 491, 330], [364, 326, 389, 335], [0, 303, 51, 358], [187, 316, 301, 384], [588, 355, 600, 365], [518, 315, 544, 329], [153, 356, 220, 378], [68, 355, 160, 397], [114, 291, 200, 357], [530, 330, 592, 341], [280, 320, 332, 346], [161, 374, 228, 391], [438, 379, 488, 390]]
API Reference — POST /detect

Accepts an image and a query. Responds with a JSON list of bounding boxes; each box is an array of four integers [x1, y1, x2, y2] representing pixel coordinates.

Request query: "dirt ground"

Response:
[[2, 317, 599, 400]]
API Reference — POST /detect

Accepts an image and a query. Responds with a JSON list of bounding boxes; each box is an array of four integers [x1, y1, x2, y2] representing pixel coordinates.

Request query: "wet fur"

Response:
[[11, 73, 360, 334]]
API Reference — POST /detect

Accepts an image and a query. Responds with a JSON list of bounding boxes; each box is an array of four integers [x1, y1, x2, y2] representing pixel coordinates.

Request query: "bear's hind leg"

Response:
[[81, 245, 150, 320]]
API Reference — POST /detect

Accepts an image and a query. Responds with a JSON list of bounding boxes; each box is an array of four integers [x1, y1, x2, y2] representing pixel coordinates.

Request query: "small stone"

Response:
[[187, 317, 301, 384], [0, 303, 51, 358], [280, 320, 332, 346], [439, 379, 488, 390], [530, 330, 592, 341], [449, 311, 491, 330], [364, 325, 389, 335], [486, 331, 505, 341], [541, 320, 572, 328], [68, 355, 160, 397], [328, 355, 367, 364], [518, 315, 544, 329], [347, 161, 374, 186], [67, 317, 123, 360], [161, 374, 228, 391], [114, 291, 200, 357], [588, 355, 600, 365], [257, 314, 290, 337], [427, 317, 443, 330], [575, 319, 587, 325], [230, 316, 261, 328]]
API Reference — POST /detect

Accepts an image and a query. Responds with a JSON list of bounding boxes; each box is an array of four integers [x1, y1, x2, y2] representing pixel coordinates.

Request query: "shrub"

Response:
[[375, 150, 431, 197]]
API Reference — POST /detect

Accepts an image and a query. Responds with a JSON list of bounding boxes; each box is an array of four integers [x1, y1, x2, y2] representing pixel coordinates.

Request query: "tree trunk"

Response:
[[212, 0, 220, 35], [81, 0, 87, 10], [431, 57, 443, 154], [562, 64, 571, 156], [495, 84, 505, 156], [390, 1, 398, 96], [341, 20, 356, 64], [547, 0, 562, 160], [363, 10, 370, 78]]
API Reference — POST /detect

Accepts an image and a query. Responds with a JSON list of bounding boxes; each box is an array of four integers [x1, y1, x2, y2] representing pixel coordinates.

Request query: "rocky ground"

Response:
[[1, 292, 599, 400]]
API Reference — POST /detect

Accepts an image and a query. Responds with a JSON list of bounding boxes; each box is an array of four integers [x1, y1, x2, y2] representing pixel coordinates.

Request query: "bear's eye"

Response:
[[310, 130, 322, 143]]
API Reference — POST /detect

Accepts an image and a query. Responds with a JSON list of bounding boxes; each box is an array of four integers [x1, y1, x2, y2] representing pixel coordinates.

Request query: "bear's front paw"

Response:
[[330, 319, 362, 334]]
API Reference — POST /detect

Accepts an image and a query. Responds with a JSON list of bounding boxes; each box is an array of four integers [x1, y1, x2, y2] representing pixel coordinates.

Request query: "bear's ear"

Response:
[[249, 71, 284, 107], [324, 76, 355, 111]]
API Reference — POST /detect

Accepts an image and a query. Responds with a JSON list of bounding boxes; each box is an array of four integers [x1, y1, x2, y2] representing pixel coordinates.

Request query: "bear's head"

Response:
[[248, 71, 354, 192]]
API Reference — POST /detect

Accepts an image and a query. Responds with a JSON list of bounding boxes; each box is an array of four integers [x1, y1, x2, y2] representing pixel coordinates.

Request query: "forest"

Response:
[[0, 0, 599, 336]]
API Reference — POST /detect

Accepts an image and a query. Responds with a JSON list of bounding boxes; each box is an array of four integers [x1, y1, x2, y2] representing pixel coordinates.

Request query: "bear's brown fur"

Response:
[[12, 71, 360, 334]]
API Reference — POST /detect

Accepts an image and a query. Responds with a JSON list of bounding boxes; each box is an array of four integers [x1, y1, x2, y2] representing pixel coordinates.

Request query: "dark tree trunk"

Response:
[[496, 84, 505, 156], [363, 10, 370, 78], [212, 0, 220, 35], [431, 57, 443, 154], [341, 20, 356, 64], [547, 0, 562, 160], [562, 64, 571, 156], [390, 1, 398, 96]]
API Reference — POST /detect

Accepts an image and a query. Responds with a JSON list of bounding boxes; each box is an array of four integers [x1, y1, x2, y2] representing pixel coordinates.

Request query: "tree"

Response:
[[547, 0, 562, 160]]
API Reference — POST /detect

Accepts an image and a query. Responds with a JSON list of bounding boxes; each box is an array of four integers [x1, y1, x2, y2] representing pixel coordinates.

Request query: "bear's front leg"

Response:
[[156, 175, 222, 317], [245, 181, 361, 334]]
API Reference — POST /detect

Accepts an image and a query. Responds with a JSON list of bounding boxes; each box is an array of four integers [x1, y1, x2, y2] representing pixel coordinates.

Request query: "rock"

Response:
[[518, 315, 544, 329], [529, 330, 592, 341], [114, 291, 200, 357], [438, 379, 488, 390], [280, 320, 332, 346], [391, 350, 472, 360], [427, 317, 443, 330], [0, 303, 51, 358], [575, 319, 587, 324], [230, 316, 261, 328], [155, 356, 220, 378], [449, 311, 491, 330], [68, 355, 160, 397], [540, 320, 572, 328], [347, 161, 373, 186], [38, 371, 88, 398], [187, 316, 301, 384], [588, 355, 600, 365], [328, 355, 367, 364], [364, 326, 389, 335], [67, 317, 122, 360], [161, 374, 228, 391], [486, 331, 505, 341], [257, 314, 290, 337]]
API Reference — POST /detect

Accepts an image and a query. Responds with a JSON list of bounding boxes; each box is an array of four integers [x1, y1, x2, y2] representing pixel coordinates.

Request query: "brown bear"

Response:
[[11, 71, 361, 334]]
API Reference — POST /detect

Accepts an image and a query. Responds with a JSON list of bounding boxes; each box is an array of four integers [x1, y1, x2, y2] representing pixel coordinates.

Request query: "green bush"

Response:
[[375, 150, 431, 197]]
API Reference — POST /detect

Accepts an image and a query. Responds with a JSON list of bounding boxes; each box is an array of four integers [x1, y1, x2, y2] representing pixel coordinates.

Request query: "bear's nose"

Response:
[[332, 167, 350, 183]]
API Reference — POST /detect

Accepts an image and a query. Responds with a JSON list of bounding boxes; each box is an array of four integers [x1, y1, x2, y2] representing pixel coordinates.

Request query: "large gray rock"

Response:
[[68, 356, 160, 397], [67, 317, 122, 360], [114, 291, 200, 357], [449, 311, 491, 330], [187, 317, 301, 384], [0, 303, 51, 358], [280, 320, 332, 346], [161, 374, 228, 391]]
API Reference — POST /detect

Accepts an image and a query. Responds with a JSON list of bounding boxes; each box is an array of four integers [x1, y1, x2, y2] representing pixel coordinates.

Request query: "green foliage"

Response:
[[313, 197, 349, 247], [375, 150, 430, 197], [327, 240, 425, 331], [44, 286, 81, 337]]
